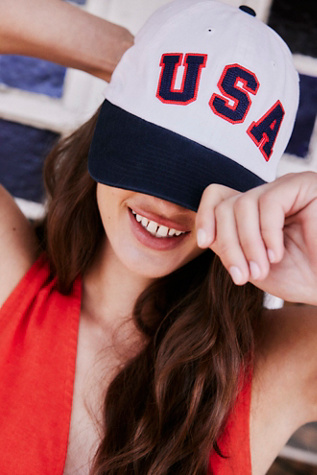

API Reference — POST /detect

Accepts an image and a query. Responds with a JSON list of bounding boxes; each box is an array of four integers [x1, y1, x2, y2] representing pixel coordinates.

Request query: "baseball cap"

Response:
[[88, 0, 299, 211]]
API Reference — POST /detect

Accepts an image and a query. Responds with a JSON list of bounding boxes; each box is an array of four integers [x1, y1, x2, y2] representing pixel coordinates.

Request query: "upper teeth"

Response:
[[132, 210, 186, 238]]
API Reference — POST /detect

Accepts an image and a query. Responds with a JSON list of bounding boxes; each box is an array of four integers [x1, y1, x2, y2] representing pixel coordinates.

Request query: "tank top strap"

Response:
[[0, 254, 81, 475], [208, 369, 253, 474]]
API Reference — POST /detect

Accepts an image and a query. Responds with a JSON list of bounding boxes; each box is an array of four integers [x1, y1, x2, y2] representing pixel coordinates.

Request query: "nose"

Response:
[[154, 197, 189, 214], [144, 195, 192, 216], [141, 195, 196, 228]]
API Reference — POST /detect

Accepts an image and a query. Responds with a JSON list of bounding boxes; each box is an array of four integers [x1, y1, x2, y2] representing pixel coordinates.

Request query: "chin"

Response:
[[121, 248, 201, 281]]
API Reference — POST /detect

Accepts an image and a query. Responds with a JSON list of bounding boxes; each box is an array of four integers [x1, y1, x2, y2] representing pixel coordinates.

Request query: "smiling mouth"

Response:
[[131, 210, 188, 238]]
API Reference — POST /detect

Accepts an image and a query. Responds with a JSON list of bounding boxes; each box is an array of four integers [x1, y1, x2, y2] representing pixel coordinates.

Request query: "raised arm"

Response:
[[195, 172, 317, 471], [0, 0, 134, 81], [0, 186, 39, 307], [0, 0, 133, 304]]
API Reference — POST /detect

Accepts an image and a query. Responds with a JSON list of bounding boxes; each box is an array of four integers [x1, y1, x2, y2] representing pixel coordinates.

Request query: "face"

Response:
[[96, 184, 203, 280]]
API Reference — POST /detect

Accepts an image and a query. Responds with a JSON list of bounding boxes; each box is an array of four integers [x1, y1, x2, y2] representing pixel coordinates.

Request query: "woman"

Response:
[[0, 1, 317, 474]]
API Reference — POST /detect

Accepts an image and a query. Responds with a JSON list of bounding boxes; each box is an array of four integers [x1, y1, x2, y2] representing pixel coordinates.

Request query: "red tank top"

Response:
[[0, 255, 252, 474]]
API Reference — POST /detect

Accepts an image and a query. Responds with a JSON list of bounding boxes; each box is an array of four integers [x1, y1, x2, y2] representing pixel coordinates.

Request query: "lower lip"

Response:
[[128, 209, 189, 251]]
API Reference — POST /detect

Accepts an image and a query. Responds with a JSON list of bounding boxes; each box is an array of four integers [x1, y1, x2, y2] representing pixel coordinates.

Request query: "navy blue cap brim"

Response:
[[88, 100, 265, 212]]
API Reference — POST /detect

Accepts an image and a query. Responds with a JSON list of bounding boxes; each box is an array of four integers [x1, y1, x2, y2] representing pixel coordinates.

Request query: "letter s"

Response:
[[209, 64, 259, 123]]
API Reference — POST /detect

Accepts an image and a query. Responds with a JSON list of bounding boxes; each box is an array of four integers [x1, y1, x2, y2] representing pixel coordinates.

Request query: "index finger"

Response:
[[196, 183, 240, 248]]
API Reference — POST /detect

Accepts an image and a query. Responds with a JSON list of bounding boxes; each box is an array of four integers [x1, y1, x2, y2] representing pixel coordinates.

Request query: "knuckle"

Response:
[[215, 199, 231, 218], [240, 233, 258, 250], [241, 239, 267, 265], [201, 183, 222, 199], [258, 191, 276, 210], [199, 184, 221, 211], [202, 183, 238, 201], [214, 239, 237, 262], [259, 224, 274, 240], [233, 194, 254, 214]]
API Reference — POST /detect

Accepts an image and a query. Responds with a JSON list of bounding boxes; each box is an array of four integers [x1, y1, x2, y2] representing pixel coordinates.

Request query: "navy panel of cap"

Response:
[[88, 101, 265, 212]]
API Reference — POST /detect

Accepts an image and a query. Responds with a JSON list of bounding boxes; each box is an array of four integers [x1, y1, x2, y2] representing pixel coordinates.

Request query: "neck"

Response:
[[82, 238, 153, 334]]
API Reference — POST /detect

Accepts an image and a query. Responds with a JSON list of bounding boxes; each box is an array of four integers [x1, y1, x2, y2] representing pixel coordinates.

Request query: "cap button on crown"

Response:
[[239, 5, 256, 16]]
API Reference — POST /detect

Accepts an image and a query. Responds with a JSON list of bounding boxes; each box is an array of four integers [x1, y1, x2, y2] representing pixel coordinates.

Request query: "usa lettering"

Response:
[[156, 53, 285, 161]]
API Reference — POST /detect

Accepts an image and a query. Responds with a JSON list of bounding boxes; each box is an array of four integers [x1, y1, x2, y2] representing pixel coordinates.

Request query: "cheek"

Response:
[[97, 201, 111, 233], [96, 186, 118, 227]]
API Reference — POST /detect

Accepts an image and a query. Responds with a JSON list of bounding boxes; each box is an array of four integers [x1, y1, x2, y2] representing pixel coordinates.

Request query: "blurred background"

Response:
[[0, 0, 316, 472]]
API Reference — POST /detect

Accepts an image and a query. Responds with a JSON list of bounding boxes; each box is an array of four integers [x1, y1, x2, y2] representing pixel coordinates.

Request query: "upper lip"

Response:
[[129, 206, 192, 233]]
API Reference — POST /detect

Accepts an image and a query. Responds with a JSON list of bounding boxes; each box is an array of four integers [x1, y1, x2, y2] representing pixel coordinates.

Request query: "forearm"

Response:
[[0, 0, 133, 81]]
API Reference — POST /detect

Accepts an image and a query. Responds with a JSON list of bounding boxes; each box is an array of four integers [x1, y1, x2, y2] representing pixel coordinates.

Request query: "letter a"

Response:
[[247, 101, 285, 161]]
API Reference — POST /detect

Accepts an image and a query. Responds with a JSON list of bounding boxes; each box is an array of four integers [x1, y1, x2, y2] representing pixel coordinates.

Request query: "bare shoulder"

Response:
[[256, 304, 317, 399], [0, 186, 39, 307], [254, 304, 317, 422], [250, 304, 317, 474]]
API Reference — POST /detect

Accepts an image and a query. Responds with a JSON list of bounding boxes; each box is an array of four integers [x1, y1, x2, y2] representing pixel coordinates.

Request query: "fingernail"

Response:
[[197, 229, 208, 248], [267, 249, 275, 263], [249, 261, 261, 280], [229, 266, 243, 285]]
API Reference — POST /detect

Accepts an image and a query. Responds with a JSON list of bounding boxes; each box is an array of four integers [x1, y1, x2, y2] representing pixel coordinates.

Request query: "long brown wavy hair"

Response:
[[40, 110, 264, 474]]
